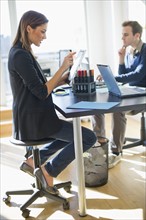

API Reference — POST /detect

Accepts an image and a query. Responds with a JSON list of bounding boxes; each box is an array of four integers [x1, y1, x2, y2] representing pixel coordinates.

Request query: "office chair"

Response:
[[123, 112, 146, 149], [3, 138, 72, 218]]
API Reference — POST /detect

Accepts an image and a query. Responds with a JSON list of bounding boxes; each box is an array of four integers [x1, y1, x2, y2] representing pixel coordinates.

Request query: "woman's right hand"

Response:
[[46, 51, 76, 95], [61, 52, 76, 72]]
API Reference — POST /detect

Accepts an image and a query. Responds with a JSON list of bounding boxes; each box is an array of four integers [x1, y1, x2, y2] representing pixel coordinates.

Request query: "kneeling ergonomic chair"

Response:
[[3, 138, 72, 218], [123, 112, 146, 149]]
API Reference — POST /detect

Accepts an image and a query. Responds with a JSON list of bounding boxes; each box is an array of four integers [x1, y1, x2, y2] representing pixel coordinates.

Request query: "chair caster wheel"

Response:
[[31, 182, 35, 188], [22, 209, 30, 218], [3, 195, 11, 204], [63, 201, 70, 210], [64, 185, 71, 193]]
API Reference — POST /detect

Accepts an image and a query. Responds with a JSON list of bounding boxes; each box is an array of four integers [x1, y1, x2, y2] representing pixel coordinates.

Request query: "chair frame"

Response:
[[123, 112, 146, 149], [3, 138, 72, 218]]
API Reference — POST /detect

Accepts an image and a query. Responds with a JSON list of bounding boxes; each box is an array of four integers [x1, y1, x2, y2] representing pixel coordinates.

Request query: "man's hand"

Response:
[[118, 46, 126, 64], [96, 74, 103, 81]]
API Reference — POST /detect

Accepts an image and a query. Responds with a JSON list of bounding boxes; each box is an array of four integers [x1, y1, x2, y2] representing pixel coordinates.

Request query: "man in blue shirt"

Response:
[[93, 21, 146, 168]]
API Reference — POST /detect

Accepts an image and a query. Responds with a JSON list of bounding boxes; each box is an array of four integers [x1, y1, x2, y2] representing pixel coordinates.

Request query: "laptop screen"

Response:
[[97, 64, 121, 96]]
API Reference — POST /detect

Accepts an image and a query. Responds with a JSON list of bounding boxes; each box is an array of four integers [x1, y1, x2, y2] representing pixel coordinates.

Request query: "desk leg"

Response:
[[73, 117, 87, 217]]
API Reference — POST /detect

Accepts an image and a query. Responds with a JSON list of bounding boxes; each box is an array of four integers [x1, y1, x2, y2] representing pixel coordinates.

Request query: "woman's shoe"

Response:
[[20, 162, 34, 177], [34, 168, 59, 195]]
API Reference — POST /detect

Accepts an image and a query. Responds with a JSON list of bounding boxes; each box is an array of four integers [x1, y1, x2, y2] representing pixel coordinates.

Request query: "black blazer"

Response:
[[8, 41, 62, 141]]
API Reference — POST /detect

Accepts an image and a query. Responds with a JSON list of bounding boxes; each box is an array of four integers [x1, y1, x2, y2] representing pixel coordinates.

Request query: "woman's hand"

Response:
[[45, 52, 76, 95], [61, 52, 76, 73], [56, 72, 70, 87]]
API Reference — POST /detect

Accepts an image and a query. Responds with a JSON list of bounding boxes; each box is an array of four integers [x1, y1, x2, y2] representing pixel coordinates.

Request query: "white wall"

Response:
[[84, 0, 129, 78]]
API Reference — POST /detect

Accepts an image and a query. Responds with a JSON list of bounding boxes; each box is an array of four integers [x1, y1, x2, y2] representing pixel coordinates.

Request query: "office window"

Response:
[[0, 0, 10, 56], [128, 0, 146, 41], [15, 0, 87, 53], [15, 0, 87, 76], [1, 0, 145, 106], [0, 0, 87, 106], [0, 0, 11, 105]]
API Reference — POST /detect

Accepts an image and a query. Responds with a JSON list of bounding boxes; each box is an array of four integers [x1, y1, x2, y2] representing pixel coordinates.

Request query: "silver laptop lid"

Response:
[[97, 64, 121, 96]]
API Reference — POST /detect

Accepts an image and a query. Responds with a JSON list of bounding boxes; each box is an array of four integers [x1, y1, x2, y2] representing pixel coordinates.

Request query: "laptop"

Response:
[[68, 50, 86, 84], [97, 64, 146, 98]]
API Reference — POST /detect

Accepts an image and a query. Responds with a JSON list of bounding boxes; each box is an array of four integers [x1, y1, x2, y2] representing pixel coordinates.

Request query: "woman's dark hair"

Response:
[[122, 21, 143, 38], [13, 10, 49, 51]]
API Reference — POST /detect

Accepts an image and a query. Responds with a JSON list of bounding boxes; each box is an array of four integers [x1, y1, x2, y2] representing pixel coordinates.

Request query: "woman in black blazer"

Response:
[[8, 10, 96, 194]]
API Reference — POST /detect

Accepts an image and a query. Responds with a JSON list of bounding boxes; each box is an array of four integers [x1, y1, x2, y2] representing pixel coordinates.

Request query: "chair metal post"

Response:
[[141, 112, 146, 141], [123, 112, 146, 149], [32, 146, 42, 189]]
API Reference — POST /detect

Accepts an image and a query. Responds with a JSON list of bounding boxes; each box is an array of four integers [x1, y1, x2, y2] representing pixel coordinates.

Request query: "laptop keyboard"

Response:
[[121, 86, 146, 94]]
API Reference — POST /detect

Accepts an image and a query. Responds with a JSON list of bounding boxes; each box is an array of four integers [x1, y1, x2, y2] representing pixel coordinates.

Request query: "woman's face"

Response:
[[27, 23, 48, 47]]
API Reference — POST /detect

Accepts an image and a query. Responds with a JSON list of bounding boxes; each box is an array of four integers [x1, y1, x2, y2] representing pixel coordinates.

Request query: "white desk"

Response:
[[53, 87, 146, 216]]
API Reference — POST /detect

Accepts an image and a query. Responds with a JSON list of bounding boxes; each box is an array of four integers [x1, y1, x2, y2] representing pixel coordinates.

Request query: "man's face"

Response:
[[121, 26, 139, 48]]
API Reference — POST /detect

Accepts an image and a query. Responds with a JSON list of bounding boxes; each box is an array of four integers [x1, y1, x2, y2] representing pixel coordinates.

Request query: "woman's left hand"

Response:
[[57, 72, 70, 87]]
